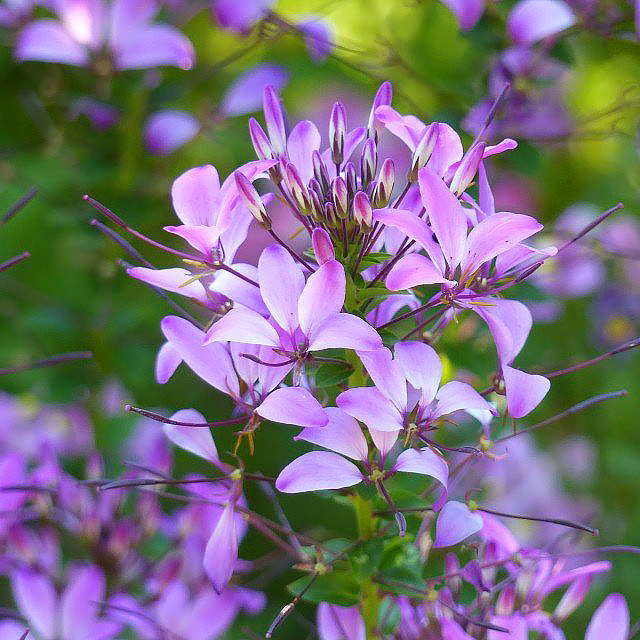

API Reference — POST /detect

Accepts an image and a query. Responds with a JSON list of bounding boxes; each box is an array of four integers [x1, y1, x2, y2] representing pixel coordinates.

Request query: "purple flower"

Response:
[[214, 0, 273, 33], [433, 500, 483, 548], [508, 0, 576, 46], [143, 110, 199, 155], [71, 97, 119, 131], [317, 602, 365, 640], [297, 15, 334, 61], [16, 0, 195, 70], [438, 0, 484, 31], [584, 594, 629, 640], [204, 244, 383, 369]]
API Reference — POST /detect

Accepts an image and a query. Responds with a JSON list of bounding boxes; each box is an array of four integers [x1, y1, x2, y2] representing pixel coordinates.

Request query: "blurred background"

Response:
[[1, 0, 640, 635]]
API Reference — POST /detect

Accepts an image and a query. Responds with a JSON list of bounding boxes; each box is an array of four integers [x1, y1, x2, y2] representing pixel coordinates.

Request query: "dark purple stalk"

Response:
[[0, 351, 92, 375], [124, 404, 245, 427], [475, 505, 598, 535], [1, 187, 38, 225], [0, 251, 30, 273]]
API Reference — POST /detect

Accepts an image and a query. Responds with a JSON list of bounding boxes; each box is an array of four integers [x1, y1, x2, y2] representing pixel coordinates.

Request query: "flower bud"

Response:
[[373, 157, 395, 206], [309, 189, 323, 222], [285, 163, 311, 213], [367, 81, 392, 138], [408, 122, 439, 182], [353, 191, 373, 229], [445, 553, 461, 599], [495, 584, 516, 616], [248, 117, 273, 161], [262, 85, 287, 154], [312, 227, 335, 264], [329, 101, 346, 165], [360, 138, 377, 186], [234, 171, 271, 229], [324, 201, 337, 226], [312, 150, 330, 194], [554, 575, 592, 622], [332, 176, 348, 218], [345, 162, 357, 200], [450, 142, 486, 196]]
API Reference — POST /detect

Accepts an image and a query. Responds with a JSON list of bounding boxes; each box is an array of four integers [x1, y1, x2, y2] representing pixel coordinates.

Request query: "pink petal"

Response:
[[144, 110, 199, 155], [258, 245, 304, 334], [298, 260, 345, 337], [540, 560, 612, 598], [295, 407, 368, 460], [394, 447, 448, 489], [367, 428, 398, 458], [11, 569, 57, 639], [163, 225, 222, 258], [256, 387, 328, 428], [108, 0, 156, 50], [585, 594, 629, 640], [203, 307, 280, 347], [374, 105, 425, 149], [394, 341, 441, 405], [434, 501, 482, 547], [508, 0, 576, 46], [127, 267, 209, 305], [170, 165, 221, 226], [357, 347, 407, 410], [215, 0, 274, 32], [113, 24, 194, 70], [386, 253, 453, 291], [276, 451, 363, 492], [487, 615, 528, 640], [317, 603, 366, 640], [428, 123, 464, 178], [418, 167, 468, 270], [161, 315, 240, 395], [204, 502, 238, 593], [209, 264, 267, 315], [60, 565, 107, 640], [16, 19, 89, 65], [0, 621, 31, 640], [502, 365, 550, 418], [439, 0, 484, 30], [308, 313, 382, 352], [163, 409, 220, 464], [220, 64, 289, 117], [287, 120, 321, 184], [337, 386, 403, 432], [433, 380, 495, 418]]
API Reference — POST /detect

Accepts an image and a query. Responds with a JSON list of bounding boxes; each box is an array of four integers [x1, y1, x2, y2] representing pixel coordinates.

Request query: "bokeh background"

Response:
[[1, 0, 640, 635]]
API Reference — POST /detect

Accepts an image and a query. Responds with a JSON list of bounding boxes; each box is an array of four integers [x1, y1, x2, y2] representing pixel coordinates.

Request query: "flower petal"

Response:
[[155, 340, 180, 384], [256, 387, 328, 428], [61, 565, 107, 640], [434, 501, 482, 548], [337, 387, 403, 432], [11, 569, 57, 639], [287, 120, 321, 184], [204, 502, 238, 593], [144, 110, 199, 155], [317, 603, 366, 640], [204, 307, 280, 347], [298, 259, 345, 337], [418, 167, 468, 270], [502, 366, 550, 418], [357, 347, 407, 410], [296, 407, 368, 460], [585, 594, 629, 640], [276, 451, 363, 492], [386, 253, 453, 291], [258, 245, 304, 334], [394, 447, 448, 489], [433, 381, 495, 418], [113, 24, 194, 70], [508, 0, 576, 46], [161, 315, 240, 395], [15, 19, 89, 65], [163, 409, 220, 464], [439, 0, 484, 30], [308, 313, 382, 352], [220, 64, 289, 117], [394, 341, 442, 405], [127, 267, 209, 305]]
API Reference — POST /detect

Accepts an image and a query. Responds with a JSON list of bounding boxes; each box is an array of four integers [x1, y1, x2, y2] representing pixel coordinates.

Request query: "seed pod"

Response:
[[248, 117, 273, 161], [450, 142, 486, 196], [332, 176, 348, 219], [408, 122, 439, 183], [329, 102, 346, 165], [353, 191, 373, 230], [234, 171, 271, 229]]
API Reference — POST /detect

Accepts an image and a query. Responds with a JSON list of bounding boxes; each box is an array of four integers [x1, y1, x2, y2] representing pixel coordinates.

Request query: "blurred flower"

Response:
[[507, 0, 576, 47], [143, 109, 199, 155], [438, 0, 485, 31], [15, 0, 195, 70], [297, 15, 334, 61], [70, 97, 120, 130], [213, 0, 273, 33]]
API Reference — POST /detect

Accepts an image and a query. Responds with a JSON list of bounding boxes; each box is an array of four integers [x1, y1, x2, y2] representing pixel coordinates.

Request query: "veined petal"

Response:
[[276, 451, 363, 492], [11, 569, 57, 640], [508, 0, 576, 46], [394, 447, 448, 489], [256, 387, 328, 428], [418, 167, 467, 270], [203, 307, 280, 347], [60, 565, 107, 640], [209, 264, 267, 316], [502, 366, 550, 418], [357, 347, 407, 410], [113, 24, 194, 70], [394, 341, 441, 406], [127, 267, 209, 305], [308, 313, 382, 352], [428, 123, 463, 178], [433, 501, 482, 548], [287, 120, 321, 184], [298, 260, 345, 337], [15, 19, 89, 66], [374, 105, 425, 149], [204, 502, 238, 593], [386, 253, 453, 291], [433, 381, 495, 418], [161, 315, 240, 395], [337, 387, 403, 432], [368, 428, 398, 458], [461, 212, 543, 277], [170, 165, 220, 226], [585, 594, 629, 640], [163, 225, 221, 257], [258, 245, 304, 335], [296, 408, 368, 460], [163, 409, 220, 464]]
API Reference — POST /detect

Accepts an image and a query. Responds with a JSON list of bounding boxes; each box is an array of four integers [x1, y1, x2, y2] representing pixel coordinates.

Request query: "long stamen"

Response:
[[475, 505, 598, 535], [1, 187, 38, 225], [0, 251, 30, 273], [239, 353, 296, 367], [124, 404, 245, 427], [0, 351, 92, 375]]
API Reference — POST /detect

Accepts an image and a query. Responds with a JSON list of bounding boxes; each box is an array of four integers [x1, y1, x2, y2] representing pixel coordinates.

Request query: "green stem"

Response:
[[116, 87, 148, 191]]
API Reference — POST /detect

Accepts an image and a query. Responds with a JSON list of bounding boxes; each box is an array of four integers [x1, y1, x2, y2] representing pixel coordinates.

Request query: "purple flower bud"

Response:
[[554, 574, 592, 621], [312, 228, 335, 264], [368, 81, 393, 137], [262, 85, 287, 154], [353, 191, 373, 229], [373, 157, 395, 206], [285, 162, 311, 212], [324, 201, 337, 225], [345, 162, 357, 199], [409, 122, 439, 182], [329, 101, 346, 165], [234, 171, 271, 229], [332, 176, 348, 218], [450, 142, 486, 196], [445, 553, 461, 598], [496, 584, 516, 615], [360, 138, 377, 185], [249, 117, 274, 161], [312, 150, 330, 193]]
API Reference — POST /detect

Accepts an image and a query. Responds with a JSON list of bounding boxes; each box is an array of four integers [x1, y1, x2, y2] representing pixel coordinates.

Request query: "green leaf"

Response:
[[287, 571, 360, 606], [349, 537, 384, 579], [314, 361, 353, 387]]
